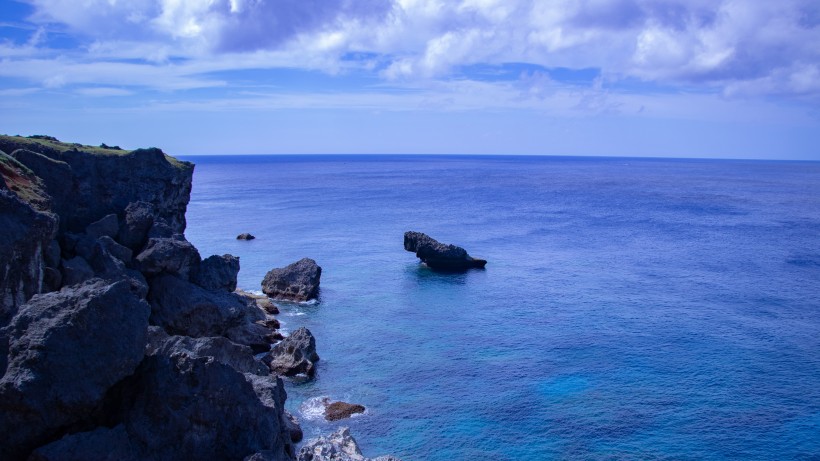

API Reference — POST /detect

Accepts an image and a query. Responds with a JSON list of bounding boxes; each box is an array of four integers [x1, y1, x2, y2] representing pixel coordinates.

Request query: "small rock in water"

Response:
[[237, 233, 255, 240], [325, 401, 366, 421]]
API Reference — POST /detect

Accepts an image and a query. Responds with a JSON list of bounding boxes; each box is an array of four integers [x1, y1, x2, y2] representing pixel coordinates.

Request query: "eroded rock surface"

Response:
[[264, 327, 319, 377], [404, 231, 486, 271], [297, 427, 402, 461], [262, 258, 322, 301]]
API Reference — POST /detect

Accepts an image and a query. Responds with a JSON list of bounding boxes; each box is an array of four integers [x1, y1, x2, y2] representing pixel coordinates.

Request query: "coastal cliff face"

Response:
[[0, 135, 296, 461]]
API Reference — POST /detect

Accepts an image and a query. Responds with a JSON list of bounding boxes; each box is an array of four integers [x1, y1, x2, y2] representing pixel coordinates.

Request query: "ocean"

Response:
[[180, 155, 820, 460]]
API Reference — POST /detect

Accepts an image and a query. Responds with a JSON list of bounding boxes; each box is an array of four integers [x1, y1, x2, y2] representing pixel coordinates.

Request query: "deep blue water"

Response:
[[180, 155, 820, 460]]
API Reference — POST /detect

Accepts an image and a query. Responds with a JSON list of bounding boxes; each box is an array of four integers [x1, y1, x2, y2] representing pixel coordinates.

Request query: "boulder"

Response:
[[0, 279, 150, 461], [261, 258, 322, 301], [403, 231, 487, 271], [147, 333, 269, 376], [263, 327, 319, 377], [147, 274, 249, 338], [112, 352, 295, 461], [325, 402, 366, 422], [194, 254, 240, 292], [117, 201, 155, 251], [28, 425, 140, 461], [85, 213, 119, 239], [136, 237, 201, 280], [61, 256, 95, 286], [237, 290, 280, 314], [237, 233, 256, 240], [297, 427, 402, 461]]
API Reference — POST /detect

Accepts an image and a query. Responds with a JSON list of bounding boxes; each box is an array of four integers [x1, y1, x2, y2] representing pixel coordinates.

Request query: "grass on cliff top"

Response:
[[0, 134, 189, 169], [0, 151, 51, 210]]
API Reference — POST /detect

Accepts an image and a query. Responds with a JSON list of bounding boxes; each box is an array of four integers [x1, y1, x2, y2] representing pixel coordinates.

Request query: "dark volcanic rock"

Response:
[[29, 425, 140, 461], [403, 231, 487, 271], [261, 258, 322, 301], [148, 333, 269, 376], [325, 402, 366, 422], [10, 146, 193, 235], [85, 213, 119, 239], [0, 189, 57, 323], [297, 427, 401, 461], [114, 352, 295, 461], [117, 201, 155, 251], [136, 237, 201, 280], [0, 279, 150, 461], [61, 256, 95, 286], [194, 254, 240, 292], [147, 274, 248, 338], [263, 327, 319, 377], [238, 233, 256, 240]]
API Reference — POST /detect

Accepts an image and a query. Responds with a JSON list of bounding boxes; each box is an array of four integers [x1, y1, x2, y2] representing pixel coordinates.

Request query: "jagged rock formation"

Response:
[[403, 231, 487, 271], [297, 427, 402, 461], [264, 327, 320, 377], [0, 135, 294, 461], [325, 401, 366, 421], [262, 258, 322, 301]]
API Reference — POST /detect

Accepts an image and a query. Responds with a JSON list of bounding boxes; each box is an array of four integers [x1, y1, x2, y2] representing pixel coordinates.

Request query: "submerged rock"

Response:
[[264, 327, 319, 377], [261, 258, 321, 301], [237, 233, 256, 240], [297, 427, 401, 461], [403, 231, 486, 271], [325, 401, 366, 422]]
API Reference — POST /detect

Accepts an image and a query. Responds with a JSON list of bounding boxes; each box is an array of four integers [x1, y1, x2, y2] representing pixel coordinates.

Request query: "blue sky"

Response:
[[1, 0, 819, 159]]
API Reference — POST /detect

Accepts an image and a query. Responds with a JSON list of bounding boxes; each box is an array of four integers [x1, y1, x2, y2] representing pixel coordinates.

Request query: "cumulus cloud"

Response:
[[6, 0, 820, 100]]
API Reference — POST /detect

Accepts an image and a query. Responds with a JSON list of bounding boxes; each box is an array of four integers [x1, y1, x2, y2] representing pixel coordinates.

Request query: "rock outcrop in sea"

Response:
[[264, 326, 320, 377], [0, 135, 297, 460], [262, 257, 322, 301], [404, 231, 487, 270], [297, 427, 402, 461]]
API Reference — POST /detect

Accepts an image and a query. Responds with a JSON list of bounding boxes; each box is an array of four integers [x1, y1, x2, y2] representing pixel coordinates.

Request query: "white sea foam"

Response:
[[299, 396, 330, 422]]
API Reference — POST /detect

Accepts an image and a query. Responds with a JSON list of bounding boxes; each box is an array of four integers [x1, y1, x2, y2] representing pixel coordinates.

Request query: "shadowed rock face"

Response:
[[262, 258, 322, 301], [0, 136, 296, 461], [0, 279, 150, 460], [264, 327, 319, 377], [403, 231, 487, 271]]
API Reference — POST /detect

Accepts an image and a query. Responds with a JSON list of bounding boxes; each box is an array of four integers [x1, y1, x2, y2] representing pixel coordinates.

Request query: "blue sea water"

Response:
[[180, 155, 820, 460]]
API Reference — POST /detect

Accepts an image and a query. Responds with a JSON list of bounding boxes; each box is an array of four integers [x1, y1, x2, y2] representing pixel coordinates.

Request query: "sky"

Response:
[[0, 0, 819, 159]]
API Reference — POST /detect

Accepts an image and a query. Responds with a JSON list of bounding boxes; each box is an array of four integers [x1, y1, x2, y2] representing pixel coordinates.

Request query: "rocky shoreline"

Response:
[[0, 135, 400, 461]]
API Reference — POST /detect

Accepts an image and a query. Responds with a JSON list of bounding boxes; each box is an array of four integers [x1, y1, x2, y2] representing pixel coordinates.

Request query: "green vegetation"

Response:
[[0, 151, 51, 210], [0, 134, 189, 169]]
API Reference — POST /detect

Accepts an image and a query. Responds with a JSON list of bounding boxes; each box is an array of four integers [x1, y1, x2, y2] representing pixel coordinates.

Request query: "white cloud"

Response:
[[1, 0, 816, 101]]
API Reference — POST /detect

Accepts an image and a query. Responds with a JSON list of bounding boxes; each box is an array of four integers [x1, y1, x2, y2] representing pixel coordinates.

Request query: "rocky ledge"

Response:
[[0, 135, 297, 460], [404, 231, 487, 271]]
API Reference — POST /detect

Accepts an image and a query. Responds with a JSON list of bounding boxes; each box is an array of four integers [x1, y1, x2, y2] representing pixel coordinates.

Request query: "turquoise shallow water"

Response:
[[181, 155, 820, 460]]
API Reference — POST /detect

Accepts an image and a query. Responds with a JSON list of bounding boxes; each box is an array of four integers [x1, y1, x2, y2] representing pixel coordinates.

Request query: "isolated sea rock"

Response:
[[325, 401, 366, 422], [0, 279, 150, 461], [297, 427, 402, 461], [194, 254, 240, 292], [238, 233, 256, 240], [264, 327, 319, 377], [262, 258, 322, 301], [403, 231, 487, 271]]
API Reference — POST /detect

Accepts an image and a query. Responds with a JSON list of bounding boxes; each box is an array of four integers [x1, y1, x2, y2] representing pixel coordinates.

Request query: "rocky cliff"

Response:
[[0, 135, 296, 461]]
